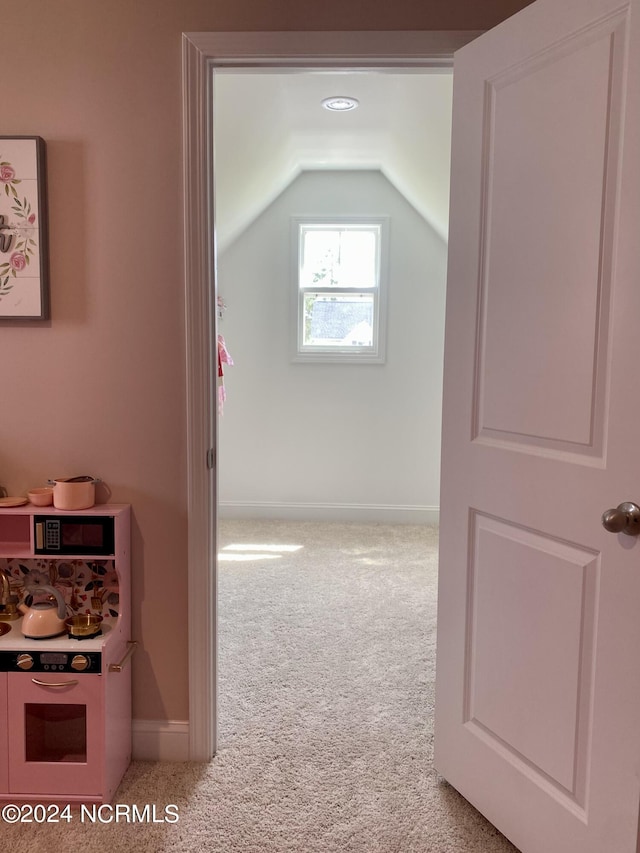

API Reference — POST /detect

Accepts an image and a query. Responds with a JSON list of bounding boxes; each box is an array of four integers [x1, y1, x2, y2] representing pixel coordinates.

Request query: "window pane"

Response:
[[301, 228, 377, 289], [303, 293, 374, 347]]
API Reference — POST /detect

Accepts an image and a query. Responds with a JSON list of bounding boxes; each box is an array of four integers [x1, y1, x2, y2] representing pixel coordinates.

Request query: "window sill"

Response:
[[292, 351, 386, 365]]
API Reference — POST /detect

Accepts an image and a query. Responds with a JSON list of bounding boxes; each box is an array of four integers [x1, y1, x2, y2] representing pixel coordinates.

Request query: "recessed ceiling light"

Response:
[[321, 96, 359, 112]]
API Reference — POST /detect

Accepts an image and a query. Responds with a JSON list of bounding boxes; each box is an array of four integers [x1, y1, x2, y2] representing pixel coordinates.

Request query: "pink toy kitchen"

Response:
[[0, 494, 134, 804]]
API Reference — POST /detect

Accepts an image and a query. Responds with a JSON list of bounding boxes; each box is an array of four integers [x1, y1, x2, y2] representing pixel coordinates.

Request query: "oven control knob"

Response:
[[71, 654, 90, 672], [17, 653, 34, 670]]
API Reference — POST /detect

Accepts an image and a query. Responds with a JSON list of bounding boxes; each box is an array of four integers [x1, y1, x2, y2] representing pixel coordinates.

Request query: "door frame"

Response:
[[182, 29, 481, 761]]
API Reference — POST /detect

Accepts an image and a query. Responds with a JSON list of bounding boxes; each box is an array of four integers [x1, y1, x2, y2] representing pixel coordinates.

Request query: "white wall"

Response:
[[217, 170, 447, 523]]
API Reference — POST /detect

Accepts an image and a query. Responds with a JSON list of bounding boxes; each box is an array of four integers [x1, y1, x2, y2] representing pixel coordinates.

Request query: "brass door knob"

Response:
[[602, 502, 640, 535]]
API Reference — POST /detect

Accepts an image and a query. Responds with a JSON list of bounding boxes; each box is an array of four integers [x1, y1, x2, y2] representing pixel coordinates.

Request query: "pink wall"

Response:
[[0, 0, 532, 723]]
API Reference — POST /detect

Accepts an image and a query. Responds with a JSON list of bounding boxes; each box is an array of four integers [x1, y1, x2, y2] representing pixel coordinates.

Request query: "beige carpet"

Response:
[[4, 520, 518, 852]]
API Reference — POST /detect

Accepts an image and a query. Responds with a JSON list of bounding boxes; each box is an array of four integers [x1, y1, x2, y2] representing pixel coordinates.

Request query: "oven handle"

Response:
[[108, 640, 138, 673], [31, 678, 79, 688]]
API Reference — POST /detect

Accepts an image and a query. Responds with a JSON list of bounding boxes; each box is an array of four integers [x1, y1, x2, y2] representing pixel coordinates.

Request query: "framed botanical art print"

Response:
[[0, 136, 49, 320]]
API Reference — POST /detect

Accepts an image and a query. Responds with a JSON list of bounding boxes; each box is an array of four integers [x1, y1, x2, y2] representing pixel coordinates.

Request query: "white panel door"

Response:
[[434, 0, 640, 851]]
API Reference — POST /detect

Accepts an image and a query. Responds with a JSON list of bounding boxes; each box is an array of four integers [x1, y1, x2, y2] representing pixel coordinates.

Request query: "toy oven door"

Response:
[[7, 672, 104, 796]]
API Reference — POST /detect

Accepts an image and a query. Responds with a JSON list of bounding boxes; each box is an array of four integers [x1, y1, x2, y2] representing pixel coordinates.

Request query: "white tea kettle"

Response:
[[19, 585, 67, 639]]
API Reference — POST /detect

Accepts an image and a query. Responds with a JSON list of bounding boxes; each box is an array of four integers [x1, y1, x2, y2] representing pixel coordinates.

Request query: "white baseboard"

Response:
[[218, 501, 439, 524], [132, 719, 190, 762]]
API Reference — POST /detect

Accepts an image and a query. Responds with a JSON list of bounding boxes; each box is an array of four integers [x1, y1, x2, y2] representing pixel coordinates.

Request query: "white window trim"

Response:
[[291, 215, 389, 364]]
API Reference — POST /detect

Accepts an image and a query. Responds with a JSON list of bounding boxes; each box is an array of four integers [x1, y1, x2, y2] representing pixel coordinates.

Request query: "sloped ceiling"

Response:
[[213, 71, 453, 253]]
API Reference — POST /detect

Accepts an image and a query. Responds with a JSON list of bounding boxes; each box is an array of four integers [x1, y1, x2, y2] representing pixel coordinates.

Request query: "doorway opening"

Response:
[[211, 68, 452, 770], [182, 31, 477, 762]]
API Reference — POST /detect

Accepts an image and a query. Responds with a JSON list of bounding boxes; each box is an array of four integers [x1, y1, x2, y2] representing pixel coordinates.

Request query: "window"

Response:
[[292, 217, 388, 362]]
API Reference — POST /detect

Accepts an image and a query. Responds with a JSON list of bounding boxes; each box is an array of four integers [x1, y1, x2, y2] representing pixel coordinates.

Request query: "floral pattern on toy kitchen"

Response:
[[0, 558, 119, 618]]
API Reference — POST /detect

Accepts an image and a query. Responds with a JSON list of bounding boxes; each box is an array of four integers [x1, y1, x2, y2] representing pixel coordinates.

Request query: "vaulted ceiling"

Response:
[[212, 70, 453, 253]]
